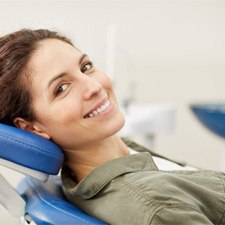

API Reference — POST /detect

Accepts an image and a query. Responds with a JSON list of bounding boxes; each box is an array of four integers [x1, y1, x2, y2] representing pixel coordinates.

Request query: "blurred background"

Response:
[[1, 0, 225, 223]]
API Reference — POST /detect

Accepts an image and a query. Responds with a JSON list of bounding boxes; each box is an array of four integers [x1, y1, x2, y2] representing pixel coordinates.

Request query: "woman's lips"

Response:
[[84, 99, 111, 118]]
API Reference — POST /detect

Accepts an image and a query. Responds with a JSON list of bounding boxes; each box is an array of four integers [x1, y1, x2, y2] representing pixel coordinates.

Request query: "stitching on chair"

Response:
[[0, 133, 61, 159]]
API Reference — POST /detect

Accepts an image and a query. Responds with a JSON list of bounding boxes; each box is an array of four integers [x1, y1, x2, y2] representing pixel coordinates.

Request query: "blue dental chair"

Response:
[[190, 103, 225, 139], [0, 123, 107, 225]]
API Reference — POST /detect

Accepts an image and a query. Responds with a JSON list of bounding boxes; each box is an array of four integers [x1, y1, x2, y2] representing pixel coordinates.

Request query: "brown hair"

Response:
[[0, 28, 74, 126]]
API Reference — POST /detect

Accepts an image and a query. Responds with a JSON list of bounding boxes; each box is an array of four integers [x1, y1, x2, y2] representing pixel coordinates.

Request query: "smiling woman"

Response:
[[1, 28, 225, 225], [21, 38, 126, 153]]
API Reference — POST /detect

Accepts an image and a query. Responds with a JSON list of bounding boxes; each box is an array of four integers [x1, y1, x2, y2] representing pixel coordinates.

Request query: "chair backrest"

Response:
[[0, 123, 107, 225]]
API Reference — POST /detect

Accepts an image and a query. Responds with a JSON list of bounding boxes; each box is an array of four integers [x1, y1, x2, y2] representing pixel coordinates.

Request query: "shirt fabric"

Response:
[[61, 139, 225, 225]]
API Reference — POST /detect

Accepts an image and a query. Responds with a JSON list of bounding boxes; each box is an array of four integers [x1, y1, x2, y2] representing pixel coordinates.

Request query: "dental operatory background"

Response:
[[1, 0, 225, 223]]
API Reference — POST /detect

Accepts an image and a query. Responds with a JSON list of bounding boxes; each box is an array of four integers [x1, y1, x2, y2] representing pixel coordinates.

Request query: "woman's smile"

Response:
[[84, 98, 113, 119]]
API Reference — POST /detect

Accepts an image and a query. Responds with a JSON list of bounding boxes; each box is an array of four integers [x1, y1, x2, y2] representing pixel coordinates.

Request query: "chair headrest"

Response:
[[0, 123, 64, 175]]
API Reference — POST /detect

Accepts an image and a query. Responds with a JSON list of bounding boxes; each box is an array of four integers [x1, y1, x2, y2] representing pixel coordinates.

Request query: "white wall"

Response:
[[1, 0, 225, 223]]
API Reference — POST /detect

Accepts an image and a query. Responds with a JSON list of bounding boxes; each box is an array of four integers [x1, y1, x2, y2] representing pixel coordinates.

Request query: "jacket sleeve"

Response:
[[150, 206, 214, 225]]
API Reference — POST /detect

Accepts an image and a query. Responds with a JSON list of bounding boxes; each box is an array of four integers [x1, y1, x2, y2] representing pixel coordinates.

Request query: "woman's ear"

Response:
[[13, 117, 51, 140]]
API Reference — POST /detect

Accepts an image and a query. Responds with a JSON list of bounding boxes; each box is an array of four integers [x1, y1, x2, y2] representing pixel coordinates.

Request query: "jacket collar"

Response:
[[62, 145, 157, 200]]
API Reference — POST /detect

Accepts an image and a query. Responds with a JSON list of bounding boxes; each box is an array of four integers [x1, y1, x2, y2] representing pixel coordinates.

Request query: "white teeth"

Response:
[[87, 100, 110, 118], [93, 111, 98, 116]]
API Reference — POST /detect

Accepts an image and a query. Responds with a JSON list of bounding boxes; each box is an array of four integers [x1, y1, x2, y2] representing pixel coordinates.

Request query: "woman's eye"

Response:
[[55, 83, 69, 96], [81, 62, 93, 73]]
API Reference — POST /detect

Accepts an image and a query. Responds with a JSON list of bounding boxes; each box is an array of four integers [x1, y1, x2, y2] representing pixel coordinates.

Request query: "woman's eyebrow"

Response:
[[47, 53, 88, 88], [48, 73, 66, 88], [79, 53, 88, 64]]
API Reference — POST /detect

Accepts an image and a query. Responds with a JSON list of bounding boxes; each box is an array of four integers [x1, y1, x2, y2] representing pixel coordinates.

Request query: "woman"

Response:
[[0, 29, 225, 225]]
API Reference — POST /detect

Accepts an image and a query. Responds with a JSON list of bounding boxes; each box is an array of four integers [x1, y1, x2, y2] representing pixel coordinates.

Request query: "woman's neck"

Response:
[[63, 135, 129, 183]]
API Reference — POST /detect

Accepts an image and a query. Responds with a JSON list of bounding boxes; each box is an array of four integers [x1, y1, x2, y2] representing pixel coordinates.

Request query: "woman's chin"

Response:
[[107, 113, 125, 137]]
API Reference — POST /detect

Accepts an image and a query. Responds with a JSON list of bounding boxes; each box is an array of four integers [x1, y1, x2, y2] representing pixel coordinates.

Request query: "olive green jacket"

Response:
[[61, 140, 225, 225]]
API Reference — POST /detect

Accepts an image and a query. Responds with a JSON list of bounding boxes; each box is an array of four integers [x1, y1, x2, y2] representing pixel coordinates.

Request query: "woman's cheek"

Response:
[[100, 74, 113, 90]]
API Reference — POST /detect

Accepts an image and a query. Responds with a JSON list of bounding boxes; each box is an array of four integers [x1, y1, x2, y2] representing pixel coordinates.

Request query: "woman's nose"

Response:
[[81, 76, 103, 100]]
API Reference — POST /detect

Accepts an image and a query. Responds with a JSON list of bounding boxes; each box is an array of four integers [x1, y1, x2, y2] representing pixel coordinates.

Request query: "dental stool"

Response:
[[0, 123, 107, 225]]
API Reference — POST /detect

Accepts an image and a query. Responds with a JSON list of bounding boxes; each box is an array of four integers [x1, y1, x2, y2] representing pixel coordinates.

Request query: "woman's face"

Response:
[[28, 39, 125, 150]]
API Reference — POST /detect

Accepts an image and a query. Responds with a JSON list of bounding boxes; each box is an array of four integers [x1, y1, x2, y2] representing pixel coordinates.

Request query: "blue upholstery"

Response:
[[191, 104, 225, 139], [18, 176, 107, 225], [0, 123, 107, 225], [0, 123, 63, 174]]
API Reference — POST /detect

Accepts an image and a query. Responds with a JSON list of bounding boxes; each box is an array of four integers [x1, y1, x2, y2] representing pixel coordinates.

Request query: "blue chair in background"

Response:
[[190, 103, 225, 139], [0, 123, 107, 225]]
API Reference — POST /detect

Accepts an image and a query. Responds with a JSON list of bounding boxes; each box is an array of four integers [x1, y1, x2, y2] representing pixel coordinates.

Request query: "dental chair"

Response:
[[0, 123, 107, 225]]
